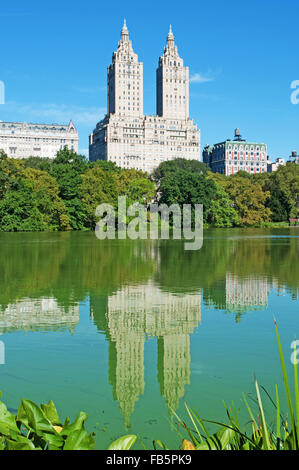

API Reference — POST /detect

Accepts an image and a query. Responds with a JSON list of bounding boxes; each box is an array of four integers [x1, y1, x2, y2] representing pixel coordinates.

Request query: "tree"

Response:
[[0, 151, 24, 198], [22, 167, 70, 230], [224, 177, 272, 226], [207, 184, 240, 227], [50, 148, 89, 229], [80, 166, 119, 229], [0, 167, 70, 232], [23, 156, 53, 173], [269, 163, 299, 220], [153, 158, 208, 181], [115, 169, 156, 204], [158, 169, 217, 223]]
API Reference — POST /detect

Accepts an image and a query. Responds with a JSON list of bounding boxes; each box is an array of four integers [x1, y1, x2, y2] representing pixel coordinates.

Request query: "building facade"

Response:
[[267, 157, 286, 173], [0, 120, 78, 159], [89, 22, 201, 173], [202, 129, 268, 176]]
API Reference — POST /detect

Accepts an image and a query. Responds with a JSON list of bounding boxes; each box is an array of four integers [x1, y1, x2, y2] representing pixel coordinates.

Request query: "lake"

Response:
[[0, 229, 298, 449]]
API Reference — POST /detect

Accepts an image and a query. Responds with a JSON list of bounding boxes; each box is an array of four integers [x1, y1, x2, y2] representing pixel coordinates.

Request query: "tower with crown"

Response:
[[107, 19, 143, 118], [156, 25, 189, 120], [89, 21, 200, 173]]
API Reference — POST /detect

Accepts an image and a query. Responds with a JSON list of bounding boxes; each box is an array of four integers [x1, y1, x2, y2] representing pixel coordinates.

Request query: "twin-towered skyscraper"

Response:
[[89, 21, 201, 173]]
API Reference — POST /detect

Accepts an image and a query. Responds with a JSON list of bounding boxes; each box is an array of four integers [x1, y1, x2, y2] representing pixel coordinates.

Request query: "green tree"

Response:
[[224, 177, 272, 226], [23, 156, 53, 172], [80, 166, 118, 229], [0, 151, 24, 198], [207, 184, 240, 227], [50, 148, 89, 229], [159, 169, 217, 223], [115, 169, 156, 204], [268, 163, 299, 220], [153, 158, 208, 181], [23, 167, 70, 230]]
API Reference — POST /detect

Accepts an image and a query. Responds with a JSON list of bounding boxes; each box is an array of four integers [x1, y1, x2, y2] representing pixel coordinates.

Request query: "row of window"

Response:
[[227, 144, 266, 152], [0, 137, 73, 143]]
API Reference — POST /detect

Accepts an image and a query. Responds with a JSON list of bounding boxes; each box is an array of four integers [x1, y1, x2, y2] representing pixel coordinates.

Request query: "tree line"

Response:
[[0, 148, 298, 231]]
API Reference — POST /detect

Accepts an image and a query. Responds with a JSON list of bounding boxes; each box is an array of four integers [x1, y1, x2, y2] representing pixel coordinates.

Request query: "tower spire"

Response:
[[121, 18, 129, 41], [167, 24, 174, 44]]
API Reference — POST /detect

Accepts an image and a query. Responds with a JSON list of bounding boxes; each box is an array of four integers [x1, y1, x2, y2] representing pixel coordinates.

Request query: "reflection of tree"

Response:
[[0, 229, 298, 421], [90, 282, 201, 426], [0, 232, 70, 310], [1, 229, 298, 315], [157, 229, 299, 296]]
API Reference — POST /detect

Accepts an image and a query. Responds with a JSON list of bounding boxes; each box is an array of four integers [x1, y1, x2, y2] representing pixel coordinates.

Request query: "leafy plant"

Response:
[[0, 395, 139, 451], [108, 434, 137, 450], [0, 396, 95, 450], [168, 321, 299, 450]]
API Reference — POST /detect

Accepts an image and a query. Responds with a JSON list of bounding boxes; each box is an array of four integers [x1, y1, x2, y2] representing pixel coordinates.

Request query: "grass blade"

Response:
[[254, 375, 272, 450], [275, 384, 281, 448], [293, 339, 299, 446], [275, 320, 297, 449]]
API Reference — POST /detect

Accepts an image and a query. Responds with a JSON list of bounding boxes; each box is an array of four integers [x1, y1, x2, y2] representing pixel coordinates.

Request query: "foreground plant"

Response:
[[174, 321, 299, 450], [0, 396, 96, 450], [0, 394, 139, 451]]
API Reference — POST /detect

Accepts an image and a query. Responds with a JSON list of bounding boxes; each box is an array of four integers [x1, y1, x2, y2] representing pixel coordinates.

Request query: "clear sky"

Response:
[[0, 0, 298, 160]]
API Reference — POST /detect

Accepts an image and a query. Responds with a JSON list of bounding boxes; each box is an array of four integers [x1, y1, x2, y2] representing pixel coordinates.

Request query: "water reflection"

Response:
[[0, 298, 79, 333], [91, 282, 201, 426], [0, 229, 298, 426], [225, 273, 270, 313]]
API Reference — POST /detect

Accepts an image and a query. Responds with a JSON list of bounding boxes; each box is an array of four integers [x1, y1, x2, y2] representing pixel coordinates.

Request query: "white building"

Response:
[[89, 22, 201, 173], [0, 119, 79, 159], [203, 129, 268, 176], [267, 157, 286, 173]]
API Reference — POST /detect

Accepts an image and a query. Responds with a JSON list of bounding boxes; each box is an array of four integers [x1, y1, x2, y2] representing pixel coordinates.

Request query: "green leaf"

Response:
[[153, 439, 168, 450], [61, 411, 89, 437], [17, 399, 51, 432], [215, 426, 235, 449], [108, 435, 137, 450], [17, 399, 64, 449], [0, 401, 20, 435], [5, 438, 36, 450], [63, 429, 95, 450], [40, 400, 61, 426], [276, 384, 281, 442], [254, 376, 272, 450]]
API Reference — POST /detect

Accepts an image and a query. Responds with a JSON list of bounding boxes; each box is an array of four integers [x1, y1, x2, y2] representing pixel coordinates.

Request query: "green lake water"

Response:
[[0, 229, 298, 449]]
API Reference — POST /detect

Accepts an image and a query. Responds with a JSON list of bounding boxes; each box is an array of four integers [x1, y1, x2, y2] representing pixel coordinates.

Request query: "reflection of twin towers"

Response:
[[90, 281, 202, 427], [0, 274, 272, 427]]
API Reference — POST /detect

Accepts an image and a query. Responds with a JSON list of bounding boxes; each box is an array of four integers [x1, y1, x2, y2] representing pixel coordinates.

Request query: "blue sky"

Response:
[[0, 0, 298, 159]]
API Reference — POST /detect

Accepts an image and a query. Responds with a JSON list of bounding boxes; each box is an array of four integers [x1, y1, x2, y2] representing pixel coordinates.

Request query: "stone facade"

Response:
[[0, 119, 78, 159], [89, 22, 200, 173], [203, 129, 267, 175]]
